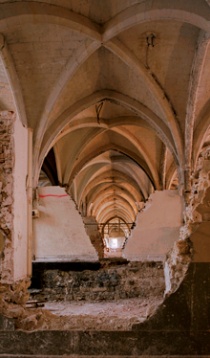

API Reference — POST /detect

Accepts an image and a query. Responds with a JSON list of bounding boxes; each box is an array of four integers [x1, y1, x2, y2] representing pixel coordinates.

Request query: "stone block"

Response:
[[30, 261, 165, 302], [0, 315, 14, 331]]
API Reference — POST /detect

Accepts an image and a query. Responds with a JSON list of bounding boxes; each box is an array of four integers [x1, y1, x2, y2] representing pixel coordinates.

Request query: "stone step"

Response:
[[1, 356, 210, 358], [0, 330, 210, 356], [0, 356, 210, 358], [0, 315, 15, 331]]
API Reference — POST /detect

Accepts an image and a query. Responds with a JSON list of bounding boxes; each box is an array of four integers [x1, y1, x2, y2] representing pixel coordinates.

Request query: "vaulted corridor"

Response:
[[0, 0, 210, 356]]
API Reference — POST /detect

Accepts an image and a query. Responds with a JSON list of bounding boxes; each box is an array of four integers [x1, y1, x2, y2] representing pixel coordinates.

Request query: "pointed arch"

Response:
[[35, 90, 179, 186]]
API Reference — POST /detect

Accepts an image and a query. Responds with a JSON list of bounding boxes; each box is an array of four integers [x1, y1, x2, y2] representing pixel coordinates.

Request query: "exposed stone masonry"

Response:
[[0, 111, 15, 283], [0, 279, 30, 332], [0, 260, 166, 332], [30, 261, 165, 302], [0, 111, 33, 333], [164, 145, 210, 296]]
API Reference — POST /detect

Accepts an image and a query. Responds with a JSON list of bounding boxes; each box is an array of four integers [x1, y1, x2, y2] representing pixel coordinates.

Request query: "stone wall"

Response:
[[0, 111, 15, 283], [30, 261, 165, 302], [190, 146, 210, 262], [0, 110, 29, 283], [123, 190, 183, 261], [164, 145, 210, 296], [1, 262, 210, 356], [33, 186, 98, 262]]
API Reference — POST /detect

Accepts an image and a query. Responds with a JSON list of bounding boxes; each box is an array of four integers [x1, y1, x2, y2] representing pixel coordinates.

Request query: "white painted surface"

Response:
[[13, 117, 28, 280], [33, 186, 98, 261], [123, 190, 184, 261]]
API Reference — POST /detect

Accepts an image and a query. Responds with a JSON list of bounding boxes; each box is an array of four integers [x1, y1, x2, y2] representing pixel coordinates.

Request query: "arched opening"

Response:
[[102, 217, 131, 257], [1, 1, 210, 345]]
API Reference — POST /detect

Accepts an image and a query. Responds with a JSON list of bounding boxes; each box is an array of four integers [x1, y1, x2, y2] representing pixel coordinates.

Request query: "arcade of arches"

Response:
[[0, 0, 210, 356]]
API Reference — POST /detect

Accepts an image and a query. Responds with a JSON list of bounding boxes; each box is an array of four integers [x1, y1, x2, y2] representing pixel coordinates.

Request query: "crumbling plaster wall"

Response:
[[0, 110, 29, 283], [123, 190, 184, 261], [31, 261, 165, 303], [0, 111, 15, 283], [163, 146, 210, 296], [33, 186, 98, 262]]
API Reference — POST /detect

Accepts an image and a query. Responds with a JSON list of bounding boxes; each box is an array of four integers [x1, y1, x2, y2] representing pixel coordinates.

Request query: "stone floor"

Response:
[[38, 297, 164, 331], [26, 260, 165, 331]]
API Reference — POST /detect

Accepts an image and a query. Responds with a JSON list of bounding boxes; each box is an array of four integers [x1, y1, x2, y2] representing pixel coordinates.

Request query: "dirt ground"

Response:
[[39, 297, 164, 331]]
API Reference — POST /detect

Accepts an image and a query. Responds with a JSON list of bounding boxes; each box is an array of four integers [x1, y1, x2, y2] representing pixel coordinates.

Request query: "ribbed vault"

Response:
[[0, 0, 209, 236]]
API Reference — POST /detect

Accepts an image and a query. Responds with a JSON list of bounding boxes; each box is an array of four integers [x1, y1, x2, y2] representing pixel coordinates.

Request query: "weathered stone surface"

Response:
[[164, 147, 210, 296], [30, 261, 165, 302], [133, 262, 210, 333], [0, 314, 14, 331], [0, 278, 31, 315], [0, 262, 209, 355], [0, 329, 206, 356], [0, 230, 5, 254], [0, 111, 15, 283], [0, 356, 208, 358]]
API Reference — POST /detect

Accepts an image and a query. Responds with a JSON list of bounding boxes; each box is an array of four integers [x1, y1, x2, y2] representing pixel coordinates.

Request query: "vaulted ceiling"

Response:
[[0, 0, 210, 224]]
